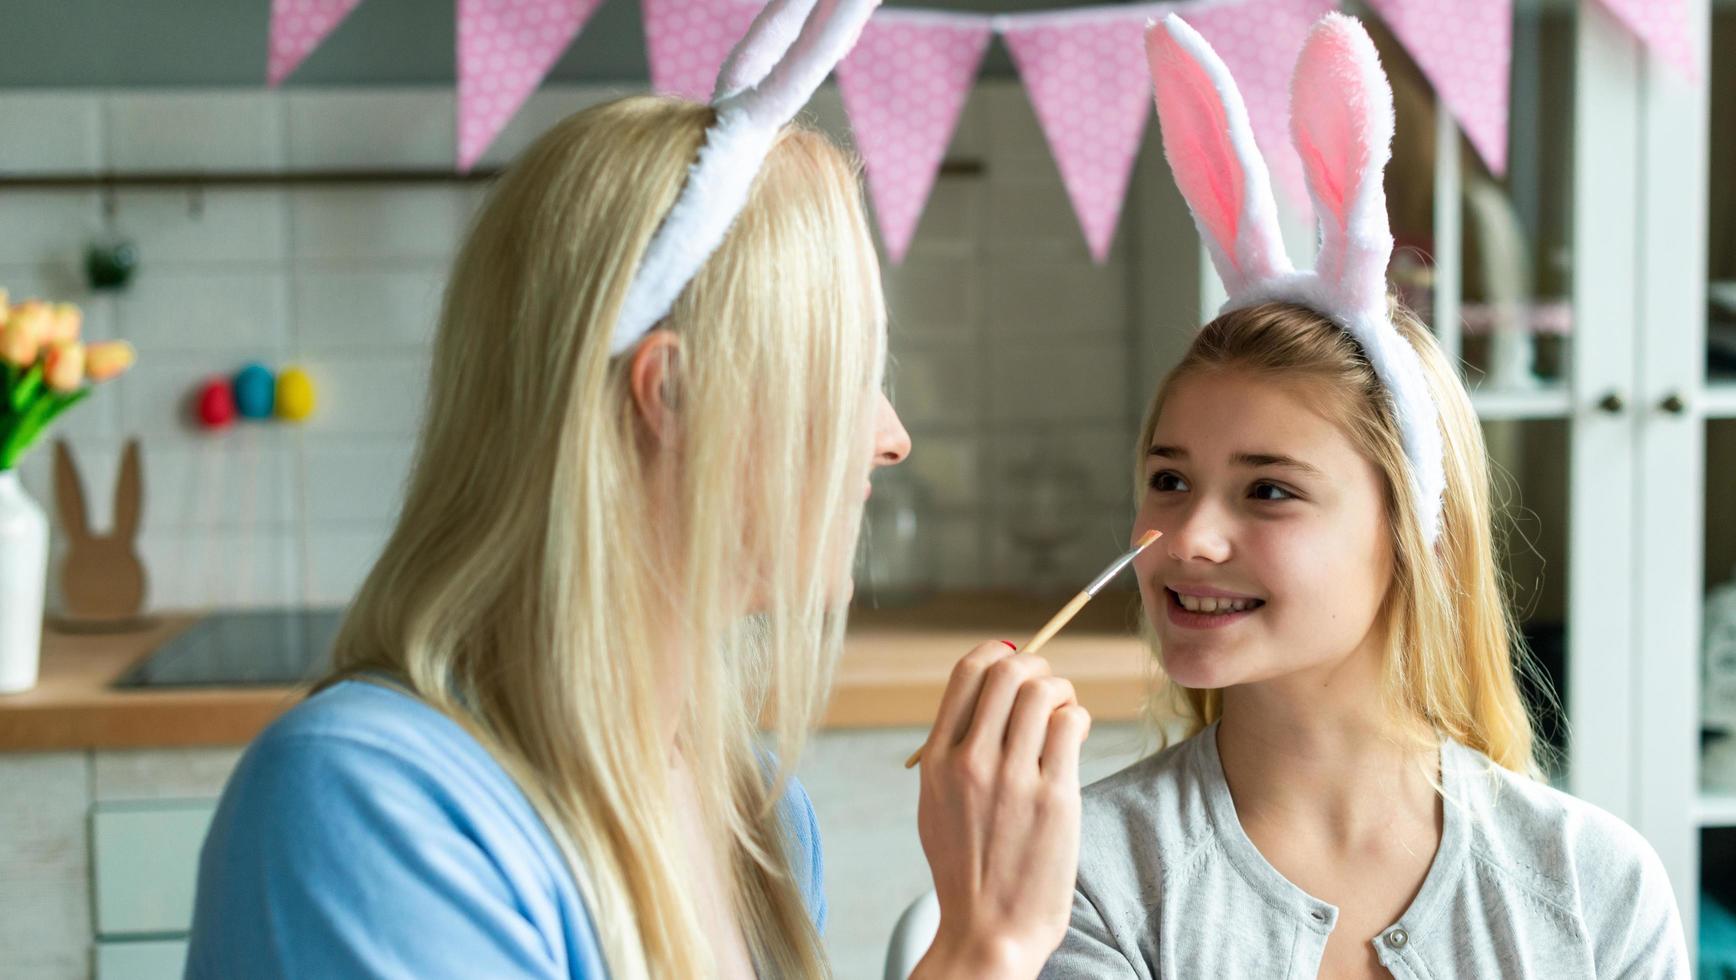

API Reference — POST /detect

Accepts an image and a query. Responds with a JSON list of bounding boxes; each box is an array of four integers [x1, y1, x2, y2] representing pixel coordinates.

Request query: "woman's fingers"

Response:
[[925, 641, 1018, 758], [958, 654, 1053, 760], [1004, 675, 1077, 771], [1041, 703, 1092, 783]]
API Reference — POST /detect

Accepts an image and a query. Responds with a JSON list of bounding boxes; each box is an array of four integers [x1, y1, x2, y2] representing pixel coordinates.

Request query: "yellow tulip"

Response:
[[84, 341, 136, 382], [2, 302, 51, 367], [43, 342, 85, 392], [46, 303, 82, 344]]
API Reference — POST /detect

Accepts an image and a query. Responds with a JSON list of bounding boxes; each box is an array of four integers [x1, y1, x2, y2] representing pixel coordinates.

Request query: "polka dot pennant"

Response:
[[1001, 10, 1153, 263], [1185, 0, 1336, 214], [267, 0, 365, 87], [836, 12, 992, 264], [641, 0, 766, 102], [1594, 0, 1699, 83], [456, 0, 605, 171], [1368, 0, 1513, 176]]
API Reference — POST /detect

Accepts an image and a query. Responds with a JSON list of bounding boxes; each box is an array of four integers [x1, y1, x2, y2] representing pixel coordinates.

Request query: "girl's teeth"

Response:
[[1176, 592, 1257, 614]]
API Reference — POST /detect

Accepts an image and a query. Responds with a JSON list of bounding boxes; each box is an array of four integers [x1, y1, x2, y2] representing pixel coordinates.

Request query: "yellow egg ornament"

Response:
[[275, 367, 316, 422]]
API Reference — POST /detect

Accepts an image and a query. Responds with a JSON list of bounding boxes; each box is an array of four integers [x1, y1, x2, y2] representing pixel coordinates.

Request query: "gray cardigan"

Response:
[[1042, 723, 1689, 979]]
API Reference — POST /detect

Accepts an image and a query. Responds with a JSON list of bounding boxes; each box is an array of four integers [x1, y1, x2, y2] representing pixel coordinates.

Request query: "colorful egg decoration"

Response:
[[196, 378, 237, 429], [275, 367, 316, 422], [233, 362, 275, 420]]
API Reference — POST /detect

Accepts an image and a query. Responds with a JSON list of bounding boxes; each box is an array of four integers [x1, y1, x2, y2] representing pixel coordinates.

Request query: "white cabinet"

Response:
[[95, 940, 189, 980], [91, 801, 216, 937]]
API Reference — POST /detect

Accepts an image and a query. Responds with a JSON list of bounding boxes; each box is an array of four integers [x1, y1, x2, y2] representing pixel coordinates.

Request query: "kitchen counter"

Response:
[[0, 592, 1154, 752]]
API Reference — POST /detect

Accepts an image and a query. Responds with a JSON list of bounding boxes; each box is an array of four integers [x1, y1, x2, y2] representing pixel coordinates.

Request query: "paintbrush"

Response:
[[904, 529, 1162, 769]]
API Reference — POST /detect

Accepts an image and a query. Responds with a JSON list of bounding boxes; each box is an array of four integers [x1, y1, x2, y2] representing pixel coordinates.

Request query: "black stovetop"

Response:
[[115, 608, 346, 688]]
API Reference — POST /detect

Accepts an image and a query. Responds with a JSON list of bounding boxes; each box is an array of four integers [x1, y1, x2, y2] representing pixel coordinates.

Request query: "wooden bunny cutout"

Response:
[[52, 438, 151, 631]]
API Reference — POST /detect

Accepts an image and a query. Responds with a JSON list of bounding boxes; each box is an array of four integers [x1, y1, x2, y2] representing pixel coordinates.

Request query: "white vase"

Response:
[[0, 469, 49, 694]]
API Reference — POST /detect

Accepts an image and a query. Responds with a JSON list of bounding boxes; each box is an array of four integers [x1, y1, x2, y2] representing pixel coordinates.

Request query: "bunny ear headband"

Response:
[[1147, 12, 1446, 546], [609, 0, 880, 357]]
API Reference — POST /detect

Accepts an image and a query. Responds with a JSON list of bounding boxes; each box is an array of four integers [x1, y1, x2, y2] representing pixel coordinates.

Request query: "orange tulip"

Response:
[[84, 341, 136, 381], [43, 341, 85, 392]]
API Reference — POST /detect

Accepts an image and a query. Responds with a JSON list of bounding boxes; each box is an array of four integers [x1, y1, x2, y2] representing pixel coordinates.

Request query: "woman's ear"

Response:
[[628, 328, 681, 446]]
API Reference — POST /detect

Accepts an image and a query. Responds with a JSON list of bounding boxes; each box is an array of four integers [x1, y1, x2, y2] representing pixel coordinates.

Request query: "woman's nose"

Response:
[[873, 392, 911, 467]]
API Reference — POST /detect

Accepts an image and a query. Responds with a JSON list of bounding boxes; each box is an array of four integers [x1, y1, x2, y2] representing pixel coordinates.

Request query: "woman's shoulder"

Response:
[[1450, 741, 1677, 923]]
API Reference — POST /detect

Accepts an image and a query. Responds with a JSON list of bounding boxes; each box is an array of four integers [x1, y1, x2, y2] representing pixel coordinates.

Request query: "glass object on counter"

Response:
[[1003, 450, 1093, 595], [858, 468, 936, 607]]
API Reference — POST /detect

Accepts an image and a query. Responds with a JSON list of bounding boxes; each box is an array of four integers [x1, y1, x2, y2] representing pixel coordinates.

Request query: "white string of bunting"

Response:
[[265, 0, 1700, 264]]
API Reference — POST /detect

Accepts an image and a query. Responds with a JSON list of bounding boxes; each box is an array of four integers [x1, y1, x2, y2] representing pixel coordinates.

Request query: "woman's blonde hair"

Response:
[[321, 95, 885, 977], [1137, 300, 1549, 777]]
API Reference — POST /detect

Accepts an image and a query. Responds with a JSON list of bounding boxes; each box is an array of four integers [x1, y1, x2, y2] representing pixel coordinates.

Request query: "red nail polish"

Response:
[[1000, 640, 1018, 651]]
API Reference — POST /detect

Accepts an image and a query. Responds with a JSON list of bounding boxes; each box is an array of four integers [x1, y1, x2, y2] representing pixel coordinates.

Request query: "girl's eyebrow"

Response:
[[1147, 445, 1325, 478]]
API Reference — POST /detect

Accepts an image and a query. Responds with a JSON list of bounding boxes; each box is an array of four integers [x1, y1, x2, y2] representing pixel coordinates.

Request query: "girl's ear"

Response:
[[628, 329, 681, 446], [1289, 13, 1396, 317], [1146, 14, 1292, 298]]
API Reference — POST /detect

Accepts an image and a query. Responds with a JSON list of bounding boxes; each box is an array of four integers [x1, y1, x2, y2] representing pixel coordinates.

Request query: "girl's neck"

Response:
[[1215, 683, 1439, 843]]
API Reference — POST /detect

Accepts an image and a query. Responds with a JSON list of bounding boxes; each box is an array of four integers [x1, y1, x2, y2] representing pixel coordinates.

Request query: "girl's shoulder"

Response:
[[1447, 740, 1678, 926], [1077, 732, 1218, 870]]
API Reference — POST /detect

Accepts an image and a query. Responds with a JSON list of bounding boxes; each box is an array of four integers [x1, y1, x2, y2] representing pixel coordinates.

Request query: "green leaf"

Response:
[[11, 362, 43, 413], [4, 388, 87, 469]]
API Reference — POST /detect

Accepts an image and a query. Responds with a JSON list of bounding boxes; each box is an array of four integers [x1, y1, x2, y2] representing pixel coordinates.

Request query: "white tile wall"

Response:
[[0, 93, 103, 174], [286, 90, 455, 170], [104, 92, 285, 172], [5, 79, 1171, 612]]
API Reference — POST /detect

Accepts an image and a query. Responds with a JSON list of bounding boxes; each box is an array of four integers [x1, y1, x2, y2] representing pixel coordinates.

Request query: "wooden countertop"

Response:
[[0, 592, 1153, 752]]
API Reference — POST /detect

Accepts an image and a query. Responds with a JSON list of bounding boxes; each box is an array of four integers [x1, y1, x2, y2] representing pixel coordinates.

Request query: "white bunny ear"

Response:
[[612, 0, 880, 356], [714, 0, 817, 103], [1290, 12, 1396, 317], [1146, 14, 1292, 299]]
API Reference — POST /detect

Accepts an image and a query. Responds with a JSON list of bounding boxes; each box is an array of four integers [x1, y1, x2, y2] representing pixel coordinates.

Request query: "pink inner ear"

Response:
[[1149, 29, 1243, 268], [1290, 23, 1377, 232]]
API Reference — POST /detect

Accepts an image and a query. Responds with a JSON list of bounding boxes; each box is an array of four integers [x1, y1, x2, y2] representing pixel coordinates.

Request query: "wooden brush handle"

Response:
[[903, 589, 1093, 769]]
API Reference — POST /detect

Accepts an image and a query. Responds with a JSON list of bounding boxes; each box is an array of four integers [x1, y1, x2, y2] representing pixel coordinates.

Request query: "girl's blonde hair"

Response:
[[321, 95, 885, 977], [1138, 300, 1548, 777]]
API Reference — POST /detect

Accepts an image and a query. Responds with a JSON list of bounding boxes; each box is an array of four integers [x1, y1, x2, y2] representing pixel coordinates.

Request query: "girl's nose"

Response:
[[1164, 501, 1232, 564]]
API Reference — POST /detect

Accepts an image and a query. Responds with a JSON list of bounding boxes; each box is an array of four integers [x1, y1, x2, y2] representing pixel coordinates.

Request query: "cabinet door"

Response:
[[95, 939, 188, 980], [90, 801, 216, 937]]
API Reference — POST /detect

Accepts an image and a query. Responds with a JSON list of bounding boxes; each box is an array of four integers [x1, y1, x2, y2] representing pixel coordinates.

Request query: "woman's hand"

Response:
[[910, 641, 1091, 980]]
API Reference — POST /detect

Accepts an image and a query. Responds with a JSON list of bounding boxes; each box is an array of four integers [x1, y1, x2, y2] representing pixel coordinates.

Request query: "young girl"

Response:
[[186, 2, 1087, 977], [1042, 14, 1687, 979]]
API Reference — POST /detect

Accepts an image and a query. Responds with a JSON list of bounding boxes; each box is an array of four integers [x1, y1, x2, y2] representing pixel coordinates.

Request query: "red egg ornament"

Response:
[[197, 379, 237, 429]]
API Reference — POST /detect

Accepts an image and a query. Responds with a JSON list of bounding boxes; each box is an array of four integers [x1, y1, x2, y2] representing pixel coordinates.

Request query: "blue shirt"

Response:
[[186, 680, 826, 979]]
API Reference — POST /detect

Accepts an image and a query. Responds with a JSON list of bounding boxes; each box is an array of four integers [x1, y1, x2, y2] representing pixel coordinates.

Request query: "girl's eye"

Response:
[[1149, 470, 1188, 493], [1251, 481, 1296, 502]]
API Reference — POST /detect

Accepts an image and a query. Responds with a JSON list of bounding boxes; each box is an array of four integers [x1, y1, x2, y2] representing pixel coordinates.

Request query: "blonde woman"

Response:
[[1041, 15, 1685, 978], [184, 80, 1086, 980]]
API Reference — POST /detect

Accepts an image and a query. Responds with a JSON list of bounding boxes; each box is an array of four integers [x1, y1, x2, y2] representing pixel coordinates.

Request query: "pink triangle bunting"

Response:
[[267, 0, 367, 87], [1000, 10, 1153, 263], [1595, 0, 1699, 82], [456, 0, 604, 171], [1183, 0, 1336, 213], [641, 0, 766, 102], [1367, 0, 1512, 175], [837, 12, 992, 264]]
